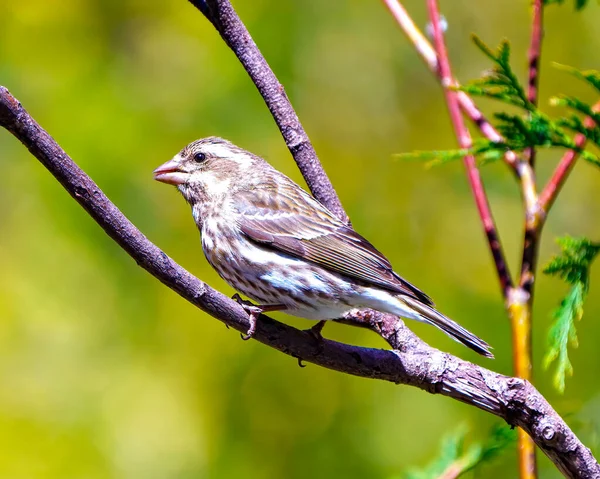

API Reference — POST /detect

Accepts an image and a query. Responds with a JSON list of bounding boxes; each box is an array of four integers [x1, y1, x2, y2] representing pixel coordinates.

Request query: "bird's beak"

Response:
[[153, 157, 188, 185]]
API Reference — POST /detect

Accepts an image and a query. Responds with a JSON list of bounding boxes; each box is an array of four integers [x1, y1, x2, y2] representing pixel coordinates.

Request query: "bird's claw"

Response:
[[240, 310, 258, 340], [232, 293, 253, 307], [231, 294, 286, 341], [232, 294, 261, 340]]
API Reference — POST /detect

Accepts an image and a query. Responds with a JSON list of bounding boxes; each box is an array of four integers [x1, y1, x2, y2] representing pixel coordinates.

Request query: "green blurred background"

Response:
[[1, 1, 599, 477]]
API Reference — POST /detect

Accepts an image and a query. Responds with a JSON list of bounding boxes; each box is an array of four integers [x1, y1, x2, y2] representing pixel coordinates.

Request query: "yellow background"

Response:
[[1, 1, 599, 477]]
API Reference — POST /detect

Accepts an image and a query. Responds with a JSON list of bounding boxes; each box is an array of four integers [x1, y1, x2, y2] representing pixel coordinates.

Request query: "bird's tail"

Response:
[[400, 296, 493, 358]]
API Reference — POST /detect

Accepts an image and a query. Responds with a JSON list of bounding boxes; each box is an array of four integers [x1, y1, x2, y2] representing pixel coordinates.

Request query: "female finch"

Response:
[[154, 137, 492, 357]]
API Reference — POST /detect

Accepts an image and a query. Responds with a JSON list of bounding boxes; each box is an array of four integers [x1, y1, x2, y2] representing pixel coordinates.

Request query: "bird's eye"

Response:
[[193, 152, 206, 163]]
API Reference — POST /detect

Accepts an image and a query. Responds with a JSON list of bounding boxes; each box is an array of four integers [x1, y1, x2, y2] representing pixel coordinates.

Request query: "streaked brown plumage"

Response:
[[154, 137, 493, 357]]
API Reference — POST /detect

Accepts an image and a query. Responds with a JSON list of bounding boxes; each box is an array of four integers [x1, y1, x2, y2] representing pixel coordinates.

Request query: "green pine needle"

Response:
[[456, 39, 599, 164], [395, 149, 469, 168], [550, 65, 600, 167], [553, 64, 600, 93], [403, 426, 466, 479], [554, 111, 600, 147], [543, 0, 590, 9], [550, 93, 600, 167], [463, 35, 531, 110], [402, 424, 516, 479], [552, 95, 600, 126], [395, 140, 511, 168], [394, 43, 600, 172], [580, 150, 600, 167], [543, 236, 600, 393], [543, 284, 582, 393], [544, 236, 600, 286]]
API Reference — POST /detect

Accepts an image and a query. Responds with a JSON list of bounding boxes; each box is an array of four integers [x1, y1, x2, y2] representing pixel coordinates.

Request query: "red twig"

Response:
[[527, 0, 544, 108], [382, 0, 520, 172], [381, 0, 438, 71], [539, 108, 599, 214], [539, 146, 580, 213], [387, 1, 595, 476], [524, 0, 544, 171], [425, 0, 513, 297], [2, 85, 599, 476]]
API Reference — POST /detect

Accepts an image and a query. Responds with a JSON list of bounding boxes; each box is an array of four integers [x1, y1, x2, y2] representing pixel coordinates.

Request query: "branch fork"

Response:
[[0, 0, 598, 477], [384, 1, 599, 477]]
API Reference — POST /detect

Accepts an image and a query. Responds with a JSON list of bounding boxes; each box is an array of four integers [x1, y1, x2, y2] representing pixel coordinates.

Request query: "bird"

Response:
[[153, 137, 493, 358]]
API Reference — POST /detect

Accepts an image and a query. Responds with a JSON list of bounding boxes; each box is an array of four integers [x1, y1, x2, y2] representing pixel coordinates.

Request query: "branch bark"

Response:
[[525, 0, 544, 171], [386, 2, 595, 477], [2, 1, 598, 477], [187, 0, 349, 224], [1, 84, 599, 479], [516, 3, 545, 474], [424, 5, 539, 473]]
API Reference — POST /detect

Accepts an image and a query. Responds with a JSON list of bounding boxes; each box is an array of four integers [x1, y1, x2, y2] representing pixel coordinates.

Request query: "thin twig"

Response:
[[382, 0, 544, 223], [507, 289, 537, 479], [437, 461, 467, 479], [525, 0, 544, 170], [384, 2, 596, 476], [187, 0, 349, 223], [514, 112, 600, 440], [539, 142, 583, 215], [527, 0, 544, 106], [381, 0, 520, 170], [425, 2, 539, 475], [425, 0, 513, 297], [512, 3, 545, 476], [0, 85, 598, 478], [539, 106, 600, 215], [381, 0, 438, 72]]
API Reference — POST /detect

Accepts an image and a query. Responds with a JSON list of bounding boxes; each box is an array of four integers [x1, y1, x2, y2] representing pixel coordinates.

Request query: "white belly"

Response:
[[200, 218, 422, 322], [201, 220, 363, 319]]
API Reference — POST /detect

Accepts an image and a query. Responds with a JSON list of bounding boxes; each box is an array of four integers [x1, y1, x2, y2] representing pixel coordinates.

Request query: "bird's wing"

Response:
[[234, 184, 433, 306]]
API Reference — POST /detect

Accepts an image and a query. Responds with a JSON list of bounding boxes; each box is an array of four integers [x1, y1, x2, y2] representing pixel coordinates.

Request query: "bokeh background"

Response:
[[1, 1, 599, 477]]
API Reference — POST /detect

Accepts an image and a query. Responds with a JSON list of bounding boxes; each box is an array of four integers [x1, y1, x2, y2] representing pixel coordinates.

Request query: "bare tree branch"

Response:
[[1, 85, 599, 478], [187, 0, 349, 224], [525, 0, 544, 172]]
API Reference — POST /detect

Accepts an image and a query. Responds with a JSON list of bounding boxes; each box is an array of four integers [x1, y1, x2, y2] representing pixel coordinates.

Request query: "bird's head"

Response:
[[154, 137, 259, 204]]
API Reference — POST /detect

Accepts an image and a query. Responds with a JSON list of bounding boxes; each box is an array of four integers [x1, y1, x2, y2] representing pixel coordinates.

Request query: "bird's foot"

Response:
[[232, 293, 260, 340], [232, 293, 254, 308], [240, 307, 261, 340], [231, 294, 286, 340]]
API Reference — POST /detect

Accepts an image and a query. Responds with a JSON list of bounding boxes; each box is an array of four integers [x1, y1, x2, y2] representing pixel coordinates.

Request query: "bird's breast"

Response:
[[201, 216, 239, 260]]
